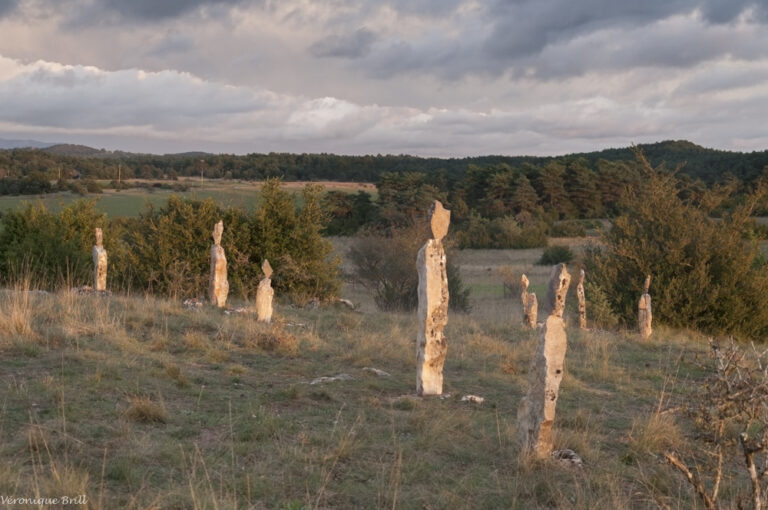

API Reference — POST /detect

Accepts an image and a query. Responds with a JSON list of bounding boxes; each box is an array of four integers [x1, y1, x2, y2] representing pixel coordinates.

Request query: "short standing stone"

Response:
[[638, 275, 652, 339], [577, 269, 587, 330], [256, 259, 274, 323], [417, 200, 450, 396], [518, 264, 571, 458], [208, 221, 229, 308], [521, 274, 538, 328], [92, 227, 107, 291]]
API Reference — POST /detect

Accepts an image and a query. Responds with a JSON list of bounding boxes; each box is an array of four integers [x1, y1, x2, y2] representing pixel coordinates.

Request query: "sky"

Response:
[[0, 0, 767, 156]]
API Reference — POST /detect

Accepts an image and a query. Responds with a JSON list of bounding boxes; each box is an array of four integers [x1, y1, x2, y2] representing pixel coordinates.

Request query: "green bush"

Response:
[[585, 152, 768, 339], [0, 200, 106, 287], [537, 245, 574, 265], [550, 220, 587, 237], [455, 213, 548, 249], [0, 181, 341, 303]]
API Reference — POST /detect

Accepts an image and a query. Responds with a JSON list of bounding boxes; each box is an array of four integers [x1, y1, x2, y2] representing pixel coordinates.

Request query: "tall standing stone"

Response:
[[638, 275, 652, 340], [577, 269, 587, 330], [256, 259, 274, 323], [518, 264, 572, 458], [208, 221, 229, 308], [521, 274, 538, 328], [92, 228, 107, 291], [416, 201, 450, 396]]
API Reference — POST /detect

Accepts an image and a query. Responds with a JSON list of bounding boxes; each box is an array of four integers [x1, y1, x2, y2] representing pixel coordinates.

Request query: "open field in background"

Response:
[[0, 180, 376, 218], [0, 239, 741, 508]]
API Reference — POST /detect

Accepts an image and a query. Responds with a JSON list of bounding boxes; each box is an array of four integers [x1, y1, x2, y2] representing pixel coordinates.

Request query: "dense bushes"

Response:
[[0, 179, 340, 303], [0, 200, 106, 285], [349, 225, 470, 312], [454, 214, 548, 249], [537, 245, 574, 265], [586, 153, 768, 339]]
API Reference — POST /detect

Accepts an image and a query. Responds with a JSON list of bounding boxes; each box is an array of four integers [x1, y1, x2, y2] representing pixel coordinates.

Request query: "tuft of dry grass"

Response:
[[255, 325, 299, 356], [0, 281, 36, 341], [124, 395, 167, 423]]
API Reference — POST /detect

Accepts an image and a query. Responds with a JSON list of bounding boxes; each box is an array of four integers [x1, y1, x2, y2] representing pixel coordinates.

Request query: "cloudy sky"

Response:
[[0, 0, 767, 156]]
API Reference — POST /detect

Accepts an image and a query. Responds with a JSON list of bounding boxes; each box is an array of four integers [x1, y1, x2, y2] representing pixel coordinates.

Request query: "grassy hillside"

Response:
[[0, 243, 743, 508]]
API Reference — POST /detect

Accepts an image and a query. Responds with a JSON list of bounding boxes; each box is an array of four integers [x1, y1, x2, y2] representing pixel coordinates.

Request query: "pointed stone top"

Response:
[[94, 227, 103, 247], [521, 274, 529, 291], [262, 259, 273, 279], [428, 200, 451, 241], [545, 264, 572, 318], [579, 268, 585, 285], [643, 274, 651, 294], [212, 220, 223, 246]]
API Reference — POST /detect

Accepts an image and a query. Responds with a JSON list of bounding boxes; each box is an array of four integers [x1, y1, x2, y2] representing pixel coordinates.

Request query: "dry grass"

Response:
[[0, 243, 733, 508], [124, 395, 167, 423]]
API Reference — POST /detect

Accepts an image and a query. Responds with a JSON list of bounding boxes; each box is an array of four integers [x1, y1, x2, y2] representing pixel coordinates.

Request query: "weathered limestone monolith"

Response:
[[92, 228, 107, 291], [638, 275, 652, 339], [256, 259, 274, 323], [521, 274, 538, 328], [208, 221, 229, 308], [416, 201, 450, 396], [518, 264, 572, 458], [577, 269, 587, 330]]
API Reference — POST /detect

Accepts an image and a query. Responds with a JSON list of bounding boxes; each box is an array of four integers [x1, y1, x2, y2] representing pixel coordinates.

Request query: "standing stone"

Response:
[[256, 259, 274, 323], [638, 275, 652, 340], [92, 228, 107, 291], [577, 269, 587, 330], [518, 264, 572, 458], [208, 221, 229, 308], [416, 201, 450, 396], [521, 274, 538, 328]]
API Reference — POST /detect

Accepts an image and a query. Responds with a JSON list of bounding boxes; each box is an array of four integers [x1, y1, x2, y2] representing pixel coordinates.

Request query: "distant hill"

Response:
[[43, 144, 140, 158], [2, 139, 767, 185], [0, 138, 55, 150]]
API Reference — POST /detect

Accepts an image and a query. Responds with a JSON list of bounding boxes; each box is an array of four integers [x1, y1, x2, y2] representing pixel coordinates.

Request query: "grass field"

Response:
[[0, 239, 745, 509], [0, 180, 376, 218]]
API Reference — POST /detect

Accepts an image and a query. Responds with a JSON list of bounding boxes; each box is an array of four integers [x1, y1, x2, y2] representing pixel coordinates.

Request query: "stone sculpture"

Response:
[[208, 221, 229, 308], [256, 259, 274, 323], [518, 264, 572, 458], [92, 228, 107, 291], [416, 201, 450, 396], [521, 274, 538, 328], [577, 269, 587, 330], [638, 275, 652, 339]]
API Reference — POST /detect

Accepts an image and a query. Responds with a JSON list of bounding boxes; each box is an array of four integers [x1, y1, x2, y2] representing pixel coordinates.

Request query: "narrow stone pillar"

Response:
[[92, 227, 107, 291], [208, 221, 229, 308], [518, 264, 572, 458], [638, 275, 652, 340], [416, 201, 450, 396], [256, 259, 274, 323], [521, 274, 538, 328], [577, 269, 587, 330]]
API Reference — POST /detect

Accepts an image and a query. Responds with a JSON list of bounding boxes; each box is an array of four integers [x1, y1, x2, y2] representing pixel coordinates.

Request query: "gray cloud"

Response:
[[0, 0, 18, 16], [97, 0, 246, 21], [310, 28, 377, 59]]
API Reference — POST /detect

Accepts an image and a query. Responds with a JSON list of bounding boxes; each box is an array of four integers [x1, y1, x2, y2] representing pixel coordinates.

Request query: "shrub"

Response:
[[350, 225, 470, 312], [0, 183, 340, 303], [585, 151, 768, 339], [83, 179, 103, 193], [497, 265, 523, 298], [550, 220, 587, 237], [537, 245, 574, 266], [0, 200, 106, 287], [455, 213, 548, 249]]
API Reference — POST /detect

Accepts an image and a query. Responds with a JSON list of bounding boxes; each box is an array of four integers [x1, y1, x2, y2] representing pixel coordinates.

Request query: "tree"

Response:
[[586, 151, 768, 339], [566, 160, 602, 218], [535, 161, 572, 219]]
